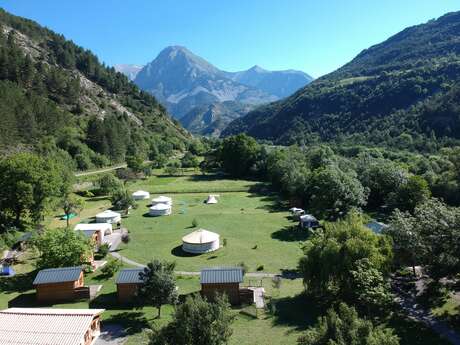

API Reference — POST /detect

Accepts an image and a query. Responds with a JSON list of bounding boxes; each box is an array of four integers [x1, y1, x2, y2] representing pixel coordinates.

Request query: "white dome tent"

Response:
[[182, 229, 220, 254], [132, 190, 150, 200], [206, 195, 218, 204], [151, 196, 172, 206], [149, 203, 172, 216], [95, 210, 121, 224]]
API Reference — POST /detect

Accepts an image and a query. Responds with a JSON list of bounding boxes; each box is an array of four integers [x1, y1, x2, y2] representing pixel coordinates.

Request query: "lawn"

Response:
[[7, 172, 453, 345], [119, 184, 303, 272], [128, 173, 263, 194]]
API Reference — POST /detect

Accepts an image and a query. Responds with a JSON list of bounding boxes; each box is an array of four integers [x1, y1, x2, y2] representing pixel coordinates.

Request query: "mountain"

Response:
[[223, 11, 460, 148], [179, 101, 256, 136], [134, 46, 277, 119], [224, 65, 313, 98], [114, 64, 143, 81], [0, 8, 188, 169], [132, 46, 312, 134]]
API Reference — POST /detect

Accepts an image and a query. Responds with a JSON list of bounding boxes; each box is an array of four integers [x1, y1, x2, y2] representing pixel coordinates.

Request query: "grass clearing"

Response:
[[119, 190, 302, 272]]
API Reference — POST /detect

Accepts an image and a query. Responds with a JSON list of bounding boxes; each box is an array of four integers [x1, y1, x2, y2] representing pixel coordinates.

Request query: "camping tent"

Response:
[[206, 195, 218, 204], [149, 203, 172, 216], [299, 214, 320, 229], [95, 210, 121, 224], [151, 196, 172, 206], [289, 207, 305, 216], [182, 229, 220, 254], [132, 190, 150, 200]]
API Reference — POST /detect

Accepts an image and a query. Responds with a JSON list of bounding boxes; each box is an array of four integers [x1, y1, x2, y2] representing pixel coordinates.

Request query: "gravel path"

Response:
[[398, 292, 460, 345]]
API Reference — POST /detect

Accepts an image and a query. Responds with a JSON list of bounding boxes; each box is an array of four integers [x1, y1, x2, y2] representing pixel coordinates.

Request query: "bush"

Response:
[[97, 243, 110, 257], [238, 261, 248, 275], [121, 233, 130, 244], [100, 259, 121, 277], [192, 218, 199, 228], [256, 265, 264, 271], [97, 174, 122, 195]]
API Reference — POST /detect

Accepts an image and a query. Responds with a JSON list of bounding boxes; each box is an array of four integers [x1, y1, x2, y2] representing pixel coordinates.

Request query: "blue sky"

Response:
[[2, 0, 459, 77]]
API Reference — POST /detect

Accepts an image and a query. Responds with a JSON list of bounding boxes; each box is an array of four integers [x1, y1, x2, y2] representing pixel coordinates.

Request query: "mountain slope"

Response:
[[179, 101, 256, 136], [114, 64, 143, 81], [0, 8, 188, 169], [134, 46, 277, 119], [223, 11, 460, 148], [225, 65, 313, 98]]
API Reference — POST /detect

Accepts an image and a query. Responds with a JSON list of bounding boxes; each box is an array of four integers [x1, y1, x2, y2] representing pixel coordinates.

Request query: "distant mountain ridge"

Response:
[[224, 65, 313, 98], [120, 46, 312, 135], [114, 64, 143, 81], [223, 11, 460, 147]]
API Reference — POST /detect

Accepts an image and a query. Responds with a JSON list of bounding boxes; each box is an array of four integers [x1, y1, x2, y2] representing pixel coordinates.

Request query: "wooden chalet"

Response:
[[116, 268, 143, 303], [33, 266, 88, 302], [200, 267, 244, 305]]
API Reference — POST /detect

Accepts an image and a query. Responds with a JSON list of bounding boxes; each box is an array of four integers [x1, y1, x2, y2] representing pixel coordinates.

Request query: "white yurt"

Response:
[[182, 229, 220, 254], [149, 203, 172, 216], [151, 196, 172, 206], [132, 190, 150, 200], [206, 195, 218, 204], [95, 210, 121, 224]]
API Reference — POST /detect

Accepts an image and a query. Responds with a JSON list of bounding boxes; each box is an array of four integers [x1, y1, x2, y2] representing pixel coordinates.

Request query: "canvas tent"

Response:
[[182, 229, 220, 254], [149, 203, 172, 216], [132, 190, 150, 200], [151, 196, 172, 206], [206, 195, 218, 204], [95, 210, 121, 224], [299, 214, 320, 229], [289, 207, 305, 216]]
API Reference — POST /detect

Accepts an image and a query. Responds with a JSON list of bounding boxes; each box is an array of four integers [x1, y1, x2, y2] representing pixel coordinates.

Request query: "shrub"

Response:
[[256, 265, 264, 271], [97, 243, 110, 257], [192, 218, 199, 228], [121, 233, 130, 244], [238, 261, 248, 275], [101, 259, 121, 277]]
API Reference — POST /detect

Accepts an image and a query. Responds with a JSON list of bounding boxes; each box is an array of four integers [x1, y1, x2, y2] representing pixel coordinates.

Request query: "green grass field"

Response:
[[118, 174, 303, 272], [1, 172, 453, 345]]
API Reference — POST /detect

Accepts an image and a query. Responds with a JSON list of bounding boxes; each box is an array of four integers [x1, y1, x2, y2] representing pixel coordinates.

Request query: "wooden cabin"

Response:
[[116, 268, 144, 303], [0, 308, 104, 345], [200, 267, 243, 305], [33, 266, 85, 302]]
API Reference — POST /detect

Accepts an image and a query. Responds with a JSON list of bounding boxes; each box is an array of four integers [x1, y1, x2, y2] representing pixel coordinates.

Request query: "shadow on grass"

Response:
[[171, 245, 200, 258], [8, 293, 89, 308], [271, 225, 310, 242], [102, 311, 151, 336], [0, 271, 36, 294], [85, 196, 110, 202], [388, 312, 452, 345], [269, 293, 320, 332]]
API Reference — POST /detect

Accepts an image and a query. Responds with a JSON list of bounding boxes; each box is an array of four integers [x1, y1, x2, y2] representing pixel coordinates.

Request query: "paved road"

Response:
[[95, 324, 126, 345]]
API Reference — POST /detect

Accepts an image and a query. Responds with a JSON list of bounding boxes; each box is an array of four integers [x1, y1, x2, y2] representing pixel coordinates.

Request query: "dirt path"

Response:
[[398, 292, 460, 345], [75, 164, 128, 177]]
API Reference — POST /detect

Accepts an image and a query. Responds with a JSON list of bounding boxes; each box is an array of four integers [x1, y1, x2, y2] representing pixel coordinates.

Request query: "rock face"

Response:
[[114, 64, 143, 81], [179, 101, 256, 137], [131, 46, 312, 134]]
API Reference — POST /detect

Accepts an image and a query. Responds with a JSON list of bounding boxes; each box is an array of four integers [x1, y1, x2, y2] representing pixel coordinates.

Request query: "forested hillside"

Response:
[[223, 11, 460, 151], [0, 9, 189, 170]]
